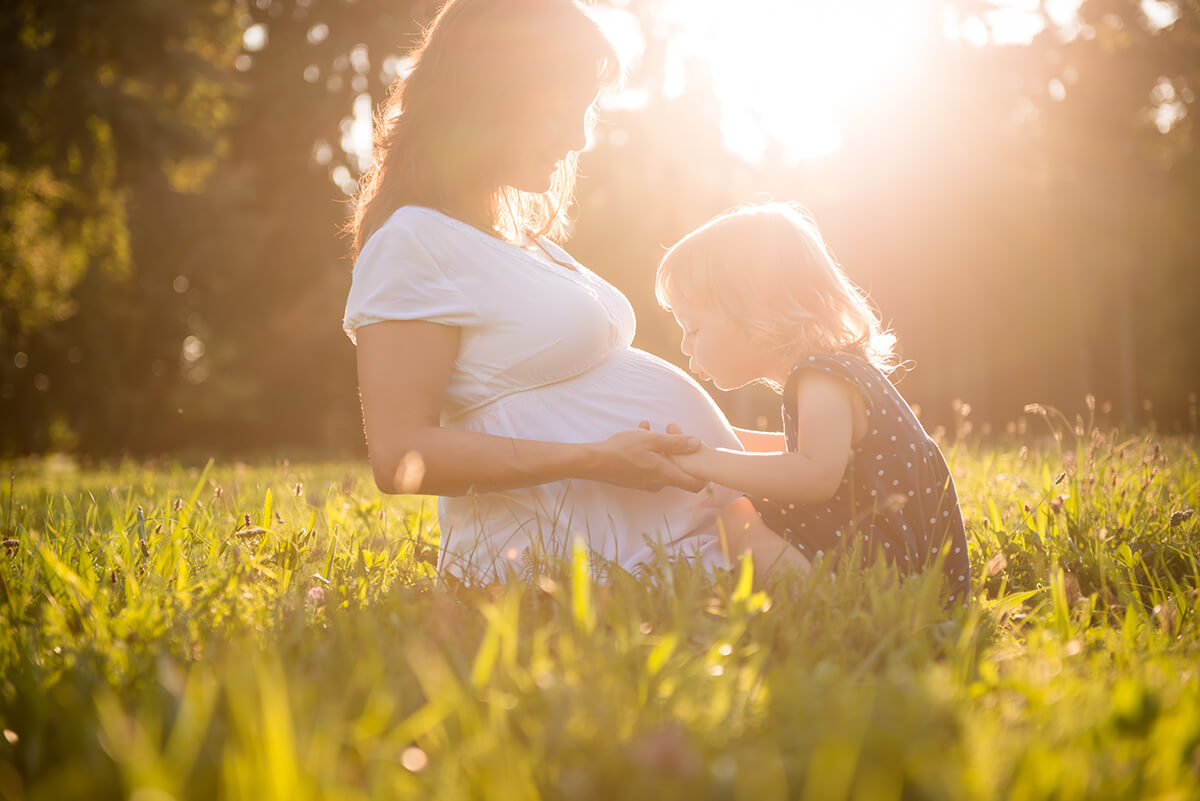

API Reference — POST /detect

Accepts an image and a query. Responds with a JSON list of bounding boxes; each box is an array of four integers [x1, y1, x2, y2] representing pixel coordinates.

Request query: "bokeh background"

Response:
[[1, 0, 1197, 458]]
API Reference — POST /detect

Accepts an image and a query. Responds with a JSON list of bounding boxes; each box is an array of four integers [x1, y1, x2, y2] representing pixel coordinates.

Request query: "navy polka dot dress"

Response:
[[754, 353, 970, 605]]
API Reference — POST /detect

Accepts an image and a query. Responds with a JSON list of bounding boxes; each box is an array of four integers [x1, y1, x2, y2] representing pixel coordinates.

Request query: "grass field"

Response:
[[1, 414, 1199, 800]]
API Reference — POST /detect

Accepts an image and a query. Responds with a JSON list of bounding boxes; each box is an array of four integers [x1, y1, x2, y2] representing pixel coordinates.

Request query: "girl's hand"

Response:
[[585, 428, 707, 492], [668, 445, 712, 478]]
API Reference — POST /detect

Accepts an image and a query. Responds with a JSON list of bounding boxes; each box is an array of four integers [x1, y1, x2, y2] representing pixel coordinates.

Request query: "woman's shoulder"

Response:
[[345, 206, 481, 335], [359, 206, 495, 271], [372, 205, 462, 244]]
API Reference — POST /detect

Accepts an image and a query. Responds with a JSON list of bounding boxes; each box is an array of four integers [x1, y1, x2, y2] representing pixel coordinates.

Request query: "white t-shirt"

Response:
[[344, 206, 742, 579]]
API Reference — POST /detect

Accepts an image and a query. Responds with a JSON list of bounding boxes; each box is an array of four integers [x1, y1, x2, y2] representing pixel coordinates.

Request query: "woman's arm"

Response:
[[732, 427, 786, 452], [356, 320, 706, 496], [671, 372, 854, 504]]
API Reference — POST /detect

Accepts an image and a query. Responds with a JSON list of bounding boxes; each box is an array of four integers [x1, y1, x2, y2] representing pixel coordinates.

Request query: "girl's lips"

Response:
[[689, 362, 709, 382]]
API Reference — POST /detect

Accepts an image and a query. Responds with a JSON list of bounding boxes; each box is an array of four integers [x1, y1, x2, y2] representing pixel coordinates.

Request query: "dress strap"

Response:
[[782, 352, 883, 414]]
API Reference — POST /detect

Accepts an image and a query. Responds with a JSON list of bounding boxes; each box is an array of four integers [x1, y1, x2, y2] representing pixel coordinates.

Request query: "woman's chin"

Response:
[[509, 170, 556, 195]]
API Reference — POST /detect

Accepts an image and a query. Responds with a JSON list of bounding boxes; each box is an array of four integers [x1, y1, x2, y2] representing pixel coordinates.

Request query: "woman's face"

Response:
[[498, 80, 597, 194]]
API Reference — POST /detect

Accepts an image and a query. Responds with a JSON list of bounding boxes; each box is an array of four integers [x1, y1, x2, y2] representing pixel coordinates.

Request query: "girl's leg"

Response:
[[720, 496, 811, 575]]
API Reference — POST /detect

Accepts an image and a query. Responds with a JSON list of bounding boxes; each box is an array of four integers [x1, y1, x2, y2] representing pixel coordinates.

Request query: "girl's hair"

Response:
[[656, 202, 898, 377], [350, 0, 620, 257]]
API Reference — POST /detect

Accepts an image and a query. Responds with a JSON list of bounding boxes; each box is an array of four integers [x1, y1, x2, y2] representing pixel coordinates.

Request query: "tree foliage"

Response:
[[0, 0, 241, 451], [0, 0, 238, 328]]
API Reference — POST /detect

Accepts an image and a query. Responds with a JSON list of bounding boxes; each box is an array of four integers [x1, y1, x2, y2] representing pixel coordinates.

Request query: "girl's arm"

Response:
[[357, 320, 706, 496], [672, 372, 855, 504], [732, 427, 786, 452]]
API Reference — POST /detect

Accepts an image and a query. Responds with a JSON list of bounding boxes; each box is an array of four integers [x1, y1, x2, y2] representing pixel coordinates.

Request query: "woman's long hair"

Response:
[[350, 0, 620, 257]]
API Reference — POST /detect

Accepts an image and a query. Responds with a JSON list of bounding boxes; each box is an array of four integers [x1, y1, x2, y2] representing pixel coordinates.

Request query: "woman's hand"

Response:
[[638, 420, 714, 484], [584, 428, 707, 492]]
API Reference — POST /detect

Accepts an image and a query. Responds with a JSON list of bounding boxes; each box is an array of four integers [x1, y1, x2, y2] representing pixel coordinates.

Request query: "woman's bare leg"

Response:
[[720, 496, 811, 575]]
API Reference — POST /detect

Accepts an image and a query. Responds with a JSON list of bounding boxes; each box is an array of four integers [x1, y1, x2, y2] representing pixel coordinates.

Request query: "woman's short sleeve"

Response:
[[342, 216, 475, 343]]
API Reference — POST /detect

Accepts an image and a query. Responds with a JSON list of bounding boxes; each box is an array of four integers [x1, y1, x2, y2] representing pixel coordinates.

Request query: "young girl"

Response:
[[656, 202, 970, 605]]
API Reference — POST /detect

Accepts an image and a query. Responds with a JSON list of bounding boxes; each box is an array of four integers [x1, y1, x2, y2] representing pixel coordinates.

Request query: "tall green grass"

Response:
[[1, 420, 1198, 800]]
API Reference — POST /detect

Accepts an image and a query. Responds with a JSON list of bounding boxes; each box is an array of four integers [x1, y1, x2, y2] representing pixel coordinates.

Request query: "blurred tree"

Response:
[[173, 0, 425, 454], [1027, 0, 1200, 426], [0, 0, 241, 452]]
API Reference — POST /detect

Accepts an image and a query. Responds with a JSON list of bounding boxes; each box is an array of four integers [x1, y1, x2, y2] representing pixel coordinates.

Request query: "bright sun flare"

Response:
[[592, 0, 1119, 166], [651, 0, 938, 163]]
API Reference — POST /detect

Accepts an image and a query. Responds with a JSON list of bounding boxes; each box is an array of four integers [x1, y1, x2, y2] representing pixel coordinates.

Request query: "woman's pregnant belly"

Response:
[[437, 347, 743, 578]]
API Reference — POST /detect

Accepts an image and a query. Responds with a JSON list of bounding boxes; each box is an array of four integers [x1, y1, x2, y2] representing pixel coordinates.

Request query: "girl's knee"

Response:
[[719, 496, 760, 550], [720, 498, 811, 575]]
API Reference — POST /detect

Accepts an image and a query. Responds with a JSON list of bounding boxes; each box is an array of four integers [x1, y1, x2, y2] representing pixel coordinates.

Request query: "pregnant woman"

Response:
[[344, 0, 742, 578]]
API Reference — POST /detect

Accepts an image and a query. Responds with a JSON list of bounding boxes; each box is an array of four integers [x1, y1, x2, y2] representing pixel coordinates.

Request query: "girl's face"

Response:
[[499, 80, 597, 193], [669, 293, 773, 391]]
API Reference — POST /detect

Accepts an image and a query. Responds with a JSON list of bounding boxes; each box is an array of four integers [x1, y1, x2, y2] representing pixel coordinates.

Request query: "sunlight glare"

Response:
[[337, 93, 374, 191], [243, 23, 268, 52], [589, 5, 645, 75], [658, 0, 937, 164], [984, 7, 1046, 44], [1044, 0, 1085, 27], [1141, 0, 1181, 31]]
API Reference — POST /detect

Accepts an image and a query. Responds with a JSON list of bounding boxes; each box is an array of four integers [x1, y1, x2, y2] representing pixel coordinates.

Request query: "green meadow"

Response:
[[2, 414, 1198, 800]]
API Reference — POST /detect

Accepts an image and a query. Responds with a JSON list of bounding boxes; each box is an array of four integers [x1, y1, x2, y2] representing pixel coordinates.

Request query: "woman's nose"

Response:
[[561, 117, 588, 156]]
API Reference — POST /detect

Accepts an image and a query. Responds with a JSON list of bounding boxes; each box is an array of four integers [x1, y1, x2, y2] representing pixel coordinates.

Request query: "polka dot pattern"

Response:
[[753, 353, 971, 604]]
